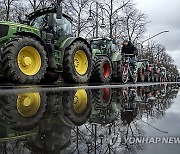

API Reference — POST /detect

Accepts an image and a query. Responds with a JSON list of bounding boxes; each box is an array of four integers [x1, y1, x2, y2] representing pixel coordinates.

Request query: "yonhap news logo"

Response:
[[119, 136, 180, 144]]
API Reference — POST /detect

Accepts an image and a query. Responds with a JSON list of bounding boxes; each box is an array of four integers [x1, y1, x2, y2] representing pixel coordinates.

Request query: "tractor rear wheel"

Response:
[[63, 40, 92, 83], [91, 56, 112, 83], [1, 37, 47, 84]]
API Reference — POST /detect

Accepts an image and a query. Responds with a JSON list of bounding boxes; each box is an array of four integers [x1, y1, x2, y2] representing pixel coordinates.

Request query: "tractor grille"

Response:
[[0, 25, 9, 38]]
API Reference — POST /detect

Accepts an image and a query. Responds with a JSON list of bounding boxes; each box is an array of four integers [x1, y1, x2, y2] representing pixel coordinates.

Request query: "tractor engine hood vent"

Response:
[[0, 24, 9, 38]]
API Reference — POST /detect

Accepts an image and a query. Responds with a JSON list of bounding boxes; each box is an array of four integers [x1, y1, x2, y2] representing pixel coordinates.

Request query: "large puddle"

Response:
[[0, 83, 179, 154]]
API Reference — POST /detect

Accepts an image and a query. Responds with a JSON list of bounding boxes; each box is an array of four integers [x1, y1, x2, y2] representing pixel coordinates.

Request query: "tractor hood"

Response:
[[0, 21, 40, 38]]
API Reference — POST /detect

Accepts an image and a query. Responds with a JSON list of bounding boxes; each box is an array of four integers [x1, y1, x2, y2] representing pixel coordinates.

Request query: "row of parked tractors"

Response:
[[0, 1, 177, 84]]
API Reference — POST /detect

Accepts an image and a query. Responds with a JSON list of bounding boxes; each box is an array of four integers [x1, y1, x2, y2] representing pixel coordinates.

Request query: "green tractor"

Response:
[[90, 37, 145, 83], [0, 1, 92, 84], [90, 37, 122, 83]]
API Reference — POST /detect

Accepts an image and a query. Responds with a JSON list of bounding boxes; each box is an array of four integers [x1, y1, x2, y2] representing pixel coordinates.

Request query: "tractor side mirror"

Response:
[[48, 13, 55, 27], [56, 5, 62, 19]]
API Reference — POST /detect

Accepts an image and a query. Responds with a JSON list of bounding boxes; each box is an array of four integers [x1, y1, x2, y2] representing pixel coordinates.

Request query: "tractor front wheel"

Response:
[[91, 56, 112, 83], [1, 37, 47, 84], [63, 40, 92, 83]]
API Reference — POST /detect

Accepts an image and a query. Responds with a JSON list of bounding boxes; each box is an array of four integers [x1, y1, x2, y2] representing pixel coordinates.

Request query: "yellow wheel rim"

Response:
[[18, 46, 41, 76], [73, 89, 88, 113], [17, 93, 41, 117], [74, 50, 88, 75]]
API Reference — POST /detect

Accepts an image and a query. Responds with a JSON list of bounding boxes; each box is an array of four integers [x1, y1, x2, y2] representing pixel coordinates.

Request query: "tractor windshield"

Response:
[[54, 14, 72, 37], [30, 15, 46, 29], [91, 40, 106, 50], [91, 39, 116, 54], [30, 13, 72, 37]]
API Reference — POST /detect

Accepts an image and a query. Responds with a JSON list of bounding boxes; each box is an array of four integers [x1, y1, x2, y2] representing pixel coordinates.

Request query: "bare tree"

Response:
[[118, 3, 148, 43], [0, 0, 18, 21], [101, 0, 131, 38], [11, 3, 29, 22], [139, 41, 179, 75], [63, 0, 90, 37], [28, 0, 50, 11]]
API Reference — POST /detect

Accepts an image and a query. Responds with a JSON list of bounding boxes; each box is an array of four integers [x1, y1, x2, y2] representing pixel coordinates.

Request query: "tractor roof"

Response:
[[27, 7, 72, 22]]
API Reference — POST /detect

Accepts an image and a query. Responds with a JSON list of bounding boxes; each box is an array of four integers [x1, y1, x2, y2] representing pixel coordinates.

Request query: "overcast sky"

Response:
[[133, 0, 180, 70]]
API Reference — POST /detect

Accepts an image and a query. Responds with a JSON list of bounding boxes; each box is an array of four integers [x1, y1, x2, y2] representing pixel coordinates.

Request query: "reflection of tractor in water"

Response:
[[0, 92, 47, 131], [0, 91, 47, 151], [25, 88, 92, 153], [0, 88, 92, 153], [89, 88, 119, 124], [0, 0, 92, 84]]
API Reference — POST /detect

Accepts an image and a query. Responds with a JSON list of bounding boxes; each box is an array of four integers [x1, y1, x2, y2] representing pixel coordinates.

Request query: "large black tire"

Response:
[[138, 65, 145, 82], [1, 37, 47, 84], [1, 92, 47, 131], [92, 88, 112, 107], [91, 56, 112, 83], [62, 40, 92, 83], [118, 62, 128, 84], [62, 89, 92, 126]]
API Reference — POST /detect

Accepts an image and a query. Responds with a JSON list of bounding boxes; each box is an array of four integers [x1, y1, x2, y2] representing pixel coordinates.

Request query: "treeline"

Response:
[[138, 41, 179, 75], [0, 0, 178, 75]]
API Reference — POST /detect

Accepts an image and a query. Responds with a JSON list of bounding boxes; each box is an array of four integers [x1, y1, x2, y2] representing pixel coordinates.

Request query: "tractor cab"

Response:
[[90, 37, 117, 57], [27, 7, 73, 43]]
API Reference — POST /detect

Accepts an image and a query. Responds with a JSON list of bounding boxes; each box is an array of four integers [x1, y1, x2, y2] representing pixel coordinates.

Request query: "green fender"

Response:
[[60, 37, 91, 53]]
